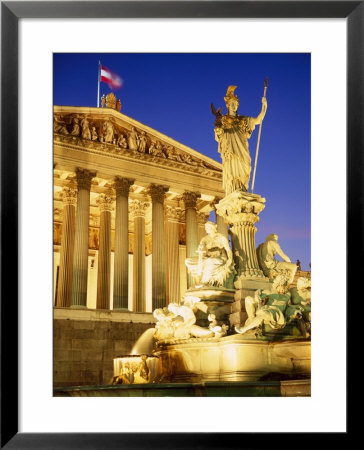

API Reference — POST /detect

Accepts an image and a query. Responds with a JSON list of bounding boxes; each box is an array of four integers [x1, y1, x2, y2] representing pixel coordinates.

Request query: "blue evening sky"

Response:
[[54, 53, 311, 270]]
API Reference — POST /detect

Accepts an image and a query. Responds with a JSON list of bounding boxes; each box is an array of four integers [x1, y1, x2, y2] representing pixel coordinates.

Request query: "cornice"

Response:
[[54, 136, 222, 181]]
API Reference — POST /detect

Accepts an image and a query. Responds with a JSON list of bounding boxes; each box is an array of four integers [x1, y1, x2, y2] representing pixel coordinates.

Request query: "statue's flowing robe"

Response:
[[216, 115, 256, 193], [185, 233, 232, 286]]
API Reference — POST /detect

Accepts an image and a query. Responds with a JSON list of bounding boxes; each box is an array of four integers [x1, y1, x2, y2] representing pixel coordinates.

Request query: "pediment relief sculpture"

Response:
[[54, 112, 221, 177]]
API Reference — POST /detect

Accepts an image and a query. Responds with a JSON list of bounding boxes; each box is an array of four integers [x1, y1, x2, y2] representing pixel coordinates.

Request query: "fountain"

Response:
[[109, 83, 311, 395], [111, 277, 310, 386]]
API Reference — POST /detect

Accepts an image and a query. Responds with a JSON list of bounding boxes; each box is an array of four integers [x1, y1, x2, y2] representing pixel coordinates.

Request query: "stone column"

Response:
[[113, 177, 134, 310], [96, 192, 114, 310], [165, 206, 182, 304], [148, 184, 169, 310], [213, 197, 229, 242], [197, 211, 209, 243], [182, 191, 200, 289], [130, 200, 149, 312], [216, 191, 271, 327], [56, 184, 77, 307], [71, 168, 95, 307], [216, 192, 266, 281]]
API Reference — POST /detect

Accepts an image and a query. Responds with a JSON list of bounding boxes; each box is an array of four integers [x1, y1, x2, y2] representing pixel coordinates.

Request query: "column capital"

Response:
[[148, 184, 169, 204], [210, 196, 223, 210], [182, 191, 201, 209], [61, 185, 77, 206], [165, 205, 183, 223], [114, 177, 135, 197], [216, 191, 266, 226], [129, 200, 150, 219], [197, 210, 209, 226], [75, 168, 96, 191], [96, 192, 114, 212]]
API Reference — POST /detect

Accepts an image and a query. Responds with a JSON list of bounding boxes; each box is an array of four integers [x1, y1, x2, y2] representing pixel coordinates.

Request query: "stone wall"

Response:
[[53, 308, 155, 387]]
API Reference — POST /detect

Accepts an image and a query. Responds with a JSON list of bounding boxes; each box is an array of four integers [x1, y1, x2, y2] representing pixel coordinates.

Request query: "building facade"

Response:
[[53, 101, 227, 386]]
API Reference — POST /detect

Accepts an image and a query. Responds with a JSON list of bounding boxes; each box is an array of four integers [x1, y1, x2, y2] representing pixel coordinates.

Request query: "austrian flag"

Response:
[[100, 65, 123, 90]]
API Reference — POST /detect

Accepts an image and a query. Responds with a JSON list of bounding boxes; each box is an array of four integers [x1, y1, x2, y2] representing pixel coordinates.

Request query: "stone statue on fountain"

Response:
[[185, 221, 234, 287], [213, 85, 270, 285], [212, 85, 267, 194], [153, 295, 228, 341], [235, 273, 311, 338], [257, 233, 298, 284]]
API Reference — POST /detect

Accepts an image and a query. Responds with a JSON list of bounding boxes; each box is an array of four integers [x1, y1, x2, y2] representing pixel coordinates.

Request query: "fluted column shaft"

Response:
[[71, 169, 95, 307], [148, 184, 169, 310], [215, 192, 266, 279], [96, 193, 113, 309], [113, 178, 134, 310], [166, 206, 181, 304], [213, 197, 229, 242], [130, 200, 149, 312], [197, 211, 209, 243], [183, 191, 200, 288], [216, 212, 229, 241], [56, 185, 77, 307]]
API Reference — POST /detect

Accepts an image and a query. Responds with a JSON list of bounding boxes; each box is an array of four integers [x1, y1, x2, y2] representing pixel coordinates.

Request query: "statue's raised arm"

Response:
[[213, 85, 268, 194], [254, 96, 268, 126]]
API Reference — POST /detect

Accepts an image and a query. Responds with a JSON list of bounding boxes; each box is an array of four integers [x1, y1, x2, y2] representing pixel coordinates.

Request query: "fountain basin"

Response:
[[156, 334, 310, 382], [112, 354, 159, 384]]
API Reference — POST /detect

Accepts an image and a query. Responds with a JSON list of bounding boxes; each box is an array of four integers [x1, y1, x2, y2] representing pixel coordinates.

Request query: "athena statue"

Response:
[[213, 85, 267, 194]]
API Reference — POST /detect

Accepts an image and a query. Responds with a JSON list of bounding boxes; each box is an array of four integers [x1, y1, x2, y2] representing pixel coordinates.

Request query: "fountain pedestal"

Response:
[[216, 191, 272, 325], [184, 286, 234, 327]]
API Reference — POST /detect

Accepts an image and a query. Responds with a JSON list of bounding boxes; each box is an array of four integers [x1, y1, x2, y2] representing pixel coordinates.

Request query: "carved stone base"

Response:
[[184, 287, 234, 327], [229, 311, 248, 327], [234, 278, 272, 301]]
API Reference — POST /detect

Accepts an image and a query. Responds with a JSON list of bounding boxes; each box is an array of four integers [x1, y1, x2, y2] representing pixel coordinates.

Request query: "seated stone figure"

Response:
[[185, 221, 234, 287], [235, 273, 304, 336], [257, 233, 297, 285]]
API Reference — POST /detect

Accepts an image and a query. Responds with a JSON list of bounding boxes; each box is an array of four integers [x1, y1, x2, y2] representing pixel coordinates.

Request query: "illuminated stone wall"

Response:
[[53, 310, 155, 387]]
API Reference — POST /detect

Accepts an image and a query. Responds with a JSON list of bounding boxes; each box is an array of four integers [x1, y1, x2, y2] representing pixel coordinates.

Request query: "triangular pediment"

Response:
[[53, 106, 222, 178]]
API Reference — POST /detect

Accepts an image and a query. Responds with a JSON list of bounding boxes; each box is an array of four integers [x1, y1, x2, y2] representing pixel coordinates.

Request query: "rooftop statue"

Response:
[[212, 85, 267, 194], [257, 233, 297, 284], [185, 221, 234, 287], [106, 92, 117, 109]]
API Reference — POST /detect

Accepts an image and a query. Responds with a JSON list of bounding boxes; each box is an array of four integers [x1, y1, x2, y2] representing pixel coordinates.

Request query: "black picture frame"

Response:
[[1, 1, 358, 448]]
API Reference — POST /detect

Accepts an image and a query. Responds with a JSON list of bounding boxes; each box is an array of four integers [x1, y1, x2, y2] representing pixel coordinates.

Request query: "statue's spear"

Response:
[[251, 78, 268, 193]]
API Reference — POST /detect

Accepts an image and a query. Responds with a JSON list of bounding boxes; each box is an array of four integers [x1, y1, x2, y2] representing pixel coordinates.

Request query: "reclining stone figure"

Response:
[[234, 273, 305, 336]]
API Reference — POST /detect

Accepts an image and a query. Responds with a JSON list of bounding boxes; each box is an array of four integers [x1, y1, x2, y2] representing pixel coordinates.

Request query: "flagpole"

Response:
[[251, 78, 268, 194], [97, 60, 101, 107]]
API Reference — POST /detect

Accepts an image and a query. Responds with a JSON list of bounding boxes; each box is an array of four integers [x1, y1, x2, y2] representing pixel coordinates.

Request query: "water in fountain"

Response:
[[112, 327, 159, 384], [131, 327, 156, 355]]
